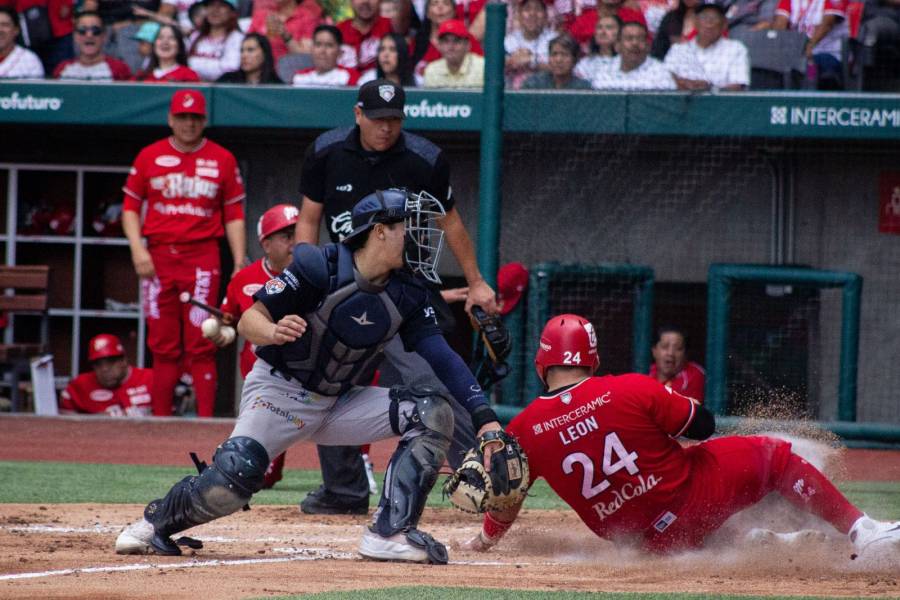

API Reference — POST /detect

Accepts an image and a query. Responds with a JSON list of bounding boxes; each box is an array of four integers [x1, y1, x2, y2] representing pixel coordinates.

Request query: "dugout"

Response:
[[1, 83, 899, 428]]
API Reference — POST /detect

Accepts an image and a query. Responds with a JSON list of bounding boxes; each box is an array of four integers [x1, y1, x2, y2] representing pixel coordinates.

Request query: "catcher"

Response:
[[446, 313, 900, 561]]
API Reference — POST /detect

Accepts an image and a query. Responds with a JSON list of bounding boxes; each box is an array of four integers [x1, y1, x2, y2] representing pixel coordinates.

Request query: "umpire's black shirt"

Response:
[[300, 126, 455, 243]]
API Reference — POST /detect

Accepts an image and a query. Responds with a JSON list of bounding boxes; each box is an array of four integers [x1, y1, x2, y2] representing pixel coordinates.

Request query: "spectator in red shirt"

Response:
[[337, 0, 411, 72], [293, 24, 361, 86], [651, 0, 701, 58], [649, 324, 705, 402], [568, 0, 647, 48], [59, 334, 154, 417], [54, 11, 132, 80], [135, 23, 201, 81], [248, 0, 322, 61]]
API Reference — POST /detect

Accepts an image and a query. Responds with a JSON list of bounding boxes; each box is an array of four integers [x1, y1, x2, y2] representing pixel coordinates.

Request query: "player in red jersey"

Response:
[[463, 314, 900, 561], [649, 325, 705, 402], [336, 0, 409, 72], [122, 89, 246, 418], [59, 334, 154, 417]]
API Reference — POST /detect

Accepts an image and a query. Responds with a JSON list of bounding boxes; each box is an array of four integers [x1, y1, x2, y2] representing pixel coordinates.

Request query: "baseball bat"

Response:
[[178, 291, 234, 324]]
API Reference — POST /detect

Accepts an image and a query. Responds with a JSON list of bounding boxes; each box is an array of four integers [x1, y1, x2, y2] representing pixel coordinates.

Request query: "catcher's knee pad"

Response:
[[388, 384, 454, 441], [145, 436, 269, 537]]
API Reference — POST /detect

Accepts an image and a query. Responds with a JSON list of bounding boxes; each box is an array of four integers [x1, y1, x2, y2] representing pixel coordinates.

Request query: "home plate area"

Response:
[[2, 503, 900, 599]]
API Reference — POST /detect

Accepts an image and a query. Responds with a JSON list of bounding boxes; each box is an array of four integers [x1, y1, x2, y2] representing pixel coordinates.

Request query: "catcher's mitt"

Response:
[[442, 430, 529, 513], [469, 305, 512, 390]]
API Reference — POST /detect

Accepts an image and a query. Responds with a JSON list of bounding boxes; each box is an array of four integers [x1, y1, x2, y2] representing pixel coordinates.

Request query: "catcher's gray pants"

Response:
[[233, 359, 410, 462], [315, 336, 477, 502]]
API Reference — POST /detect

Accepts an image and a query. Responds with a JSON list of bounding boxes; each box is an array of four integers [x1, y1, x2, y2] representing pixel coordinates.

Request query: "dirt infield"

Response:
[[2, 415, 900, 599]]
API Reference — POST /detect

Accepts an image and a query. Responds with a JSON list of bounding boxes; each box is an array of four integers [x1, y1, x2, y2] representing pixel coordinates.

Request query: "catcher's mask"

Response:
[[402, 190, 446, 284]]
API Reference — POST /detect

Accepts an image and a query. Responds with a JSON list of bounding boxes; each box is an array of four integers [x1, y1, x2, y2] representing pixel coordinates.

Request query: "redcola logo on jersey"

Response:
[[591, 473, 663, 521]]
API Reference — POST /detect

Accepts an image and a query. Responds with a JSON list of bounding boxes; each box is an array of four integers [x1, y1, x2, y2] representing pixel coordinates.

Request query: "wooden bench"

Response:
[[0, 265, 50, 412]]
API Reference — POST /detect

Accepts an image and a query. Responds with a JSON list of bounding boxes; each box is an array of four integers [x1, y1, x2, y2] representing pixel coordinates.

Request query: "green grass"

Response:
[[1, 461, 899, 520], [254, 588, 898, 600]]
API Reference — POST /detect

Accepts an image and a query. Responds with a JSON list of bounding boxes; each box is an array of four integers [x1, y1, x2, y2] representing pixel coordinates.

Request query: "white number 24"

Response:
[[562, 351, 581, 364], [561, 432, 639, 499]]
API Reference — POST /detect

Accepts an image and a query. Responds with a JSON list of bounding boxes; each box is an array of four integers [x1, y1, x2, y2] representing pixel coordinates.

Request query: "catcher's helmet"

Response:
[[257, 204, 300, 242], [343, 189, 446, 284], [88, 334, 126, 362], [534, 314, 600, 384]]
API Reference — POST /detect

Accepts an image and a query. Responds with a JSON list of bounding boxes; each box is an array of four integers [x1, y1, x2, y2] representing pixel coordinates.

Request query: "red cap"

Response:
[[497, 262, 529, 316], [88, 334, 125, 362], [170, 89, 207, 116], [257, 203, 300, 242], [438, 19, 472, 41]]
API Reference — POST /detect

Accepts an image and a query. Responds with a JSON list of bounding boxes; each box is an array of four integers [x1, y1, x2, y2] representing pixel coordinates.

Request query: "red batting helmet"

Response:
[[88, 334, 125, 362], [257, 204, 300, 242], [534, 314, 600, 384]]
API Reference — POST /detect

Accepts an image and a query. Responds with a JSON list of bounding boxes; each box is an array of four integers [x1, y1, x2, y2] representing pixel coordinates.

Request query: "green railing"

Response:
[[705, 263, 862, 420]]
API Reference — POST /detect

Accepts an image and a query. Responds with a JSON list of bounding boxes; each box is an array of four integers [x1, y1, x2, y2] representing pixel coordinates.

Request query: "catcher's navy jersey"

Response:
[[254, 242, 441, 395]]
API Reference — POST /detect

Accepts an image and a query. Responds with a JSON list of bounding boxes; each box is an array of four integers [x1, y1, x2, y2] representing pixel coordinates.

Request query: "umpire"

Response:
[[295, 79, 498, 515]]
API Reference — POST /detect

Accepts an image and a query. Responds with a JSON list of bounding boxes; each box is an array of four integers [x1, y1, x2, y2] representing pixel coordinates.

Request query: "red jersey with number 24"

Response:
[[122, 138, 246, 245], [507, 374, 698, 542]]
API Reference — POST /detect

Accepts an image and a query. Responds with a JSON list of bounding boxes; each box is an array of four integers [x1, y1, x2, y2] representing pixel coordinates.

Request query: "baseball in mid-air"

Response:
[[201, 318, 221, 337]]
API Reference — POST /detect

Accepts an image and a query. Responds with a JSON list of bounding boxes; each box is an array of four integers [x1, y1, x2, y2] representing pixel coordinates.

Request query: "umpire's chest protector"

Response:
[[282, 244, 404, 396]]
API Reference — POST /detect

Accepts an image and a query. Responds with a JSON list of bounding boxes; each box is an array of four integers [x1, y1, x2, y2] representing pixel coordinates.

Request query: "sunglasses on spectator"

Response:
[[76, 26, 104, 36]]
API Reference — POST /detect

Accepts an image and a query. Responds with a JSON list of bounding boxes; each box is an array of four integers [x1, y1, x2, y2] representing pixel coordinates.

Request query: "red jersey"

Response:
[[507, 374, 698, 543], [649, 361, 705, 403], [221, 258, 280, 377], [123, 138, 246, 245], [59, 367, 154, 417], [337, 16, 394, 71], [136, 65, 202, 83]]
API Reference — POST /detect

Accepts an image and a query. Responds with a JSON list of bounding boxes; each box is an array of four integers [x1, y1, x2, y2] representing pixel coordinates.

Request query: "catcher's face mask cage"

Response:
[[404, 190, 446, 284]]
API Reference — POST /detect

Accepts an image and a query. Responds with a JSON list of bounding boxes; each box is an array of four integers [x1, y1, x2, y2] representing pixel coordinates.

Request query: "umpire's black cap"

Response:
[[356, 79, 406, 119], [342, 189, 411, 243]]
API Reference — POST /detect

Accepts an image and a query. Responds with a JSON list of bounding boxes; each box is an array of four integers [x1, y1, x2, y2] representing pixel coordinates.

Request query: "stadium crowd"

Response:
[[1, 0, 899, 90]]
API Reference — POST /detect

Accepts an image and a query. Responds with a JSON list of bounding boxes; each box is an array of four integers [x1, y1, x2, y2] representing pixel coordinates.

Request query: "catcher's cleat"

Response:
[[850, 516, 900, 561], [115, 518, 157, 555], [358, 527, 447, 564], [115, 518, 185, 556]]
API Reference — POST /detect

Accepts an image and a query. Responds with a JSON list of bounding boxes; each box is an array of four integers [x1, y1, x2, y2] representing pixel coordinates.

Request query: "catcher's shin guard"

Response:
[[373, 386, 453, 537], [144, 437, 269, 544]]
